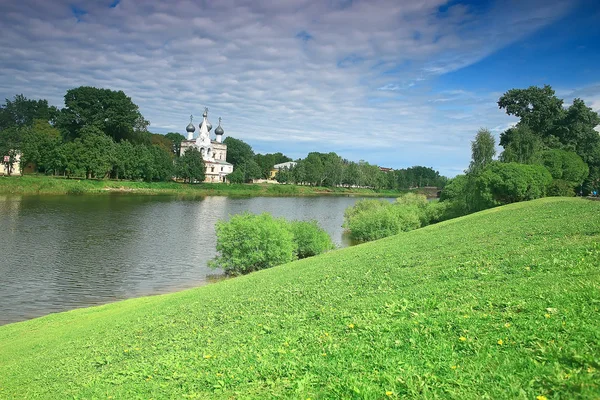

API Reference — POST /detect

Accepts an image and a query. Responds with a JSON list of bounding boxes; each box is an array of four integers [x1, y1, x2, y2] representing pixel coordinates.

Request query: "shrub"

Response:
[[471, 162, 552, 211], [547, 179, 576, 197], [210, 213, 296, 275], [287, 220, 334, 259], [343, 196, 423, 242]]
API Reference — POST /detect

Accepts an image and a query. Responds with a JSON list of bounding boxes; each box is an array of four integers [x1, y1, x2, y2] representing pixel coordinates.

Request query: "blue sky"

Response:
[[1, 0, 599, 177]]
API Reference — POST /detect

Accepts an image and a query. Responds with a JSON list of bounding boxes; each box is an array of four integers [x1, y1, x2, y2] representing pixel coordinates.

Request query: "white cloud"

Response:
[[0, 0, 591, 177]]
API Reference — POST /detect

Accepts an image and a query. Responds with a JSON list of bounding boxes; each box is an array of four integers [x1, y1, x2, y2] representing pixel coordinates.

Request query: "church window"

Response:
[[220, 167, 223, 171], [211, 167, 215, 172]]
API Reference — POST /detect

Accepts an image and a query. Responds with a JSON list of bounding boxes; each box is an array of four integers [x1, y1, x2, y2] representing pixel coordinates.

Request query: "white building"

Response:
[[179, 108, 233, 183], [0, 153, 21, 176]]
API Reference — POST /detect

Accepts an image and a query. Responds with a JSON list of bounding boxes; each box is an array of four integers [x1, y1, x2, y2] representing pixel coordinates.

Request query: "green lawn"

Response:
[[0, 197, 599, 399], [0, 175, 410, 198]]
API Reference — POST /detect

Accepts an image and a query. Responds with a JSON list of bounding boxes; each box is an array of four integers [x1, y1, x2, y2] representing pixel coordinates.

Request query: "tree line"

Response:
[[442, 85, 599, 217], [1, 86, 447, 189]]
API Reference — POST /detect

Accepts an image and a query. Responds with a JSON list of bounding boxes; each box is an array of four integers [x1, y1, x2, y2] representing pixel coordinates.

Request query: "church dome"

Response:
[[201, 121, 212, 131], [186, 122, 195, 132], [215, 124, 224, 135]]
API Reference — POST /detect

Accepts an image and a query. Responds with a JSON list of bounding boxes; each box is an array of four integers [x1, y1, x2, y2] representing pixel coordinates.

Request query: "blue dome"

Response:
[[186, 122, 195, 132]]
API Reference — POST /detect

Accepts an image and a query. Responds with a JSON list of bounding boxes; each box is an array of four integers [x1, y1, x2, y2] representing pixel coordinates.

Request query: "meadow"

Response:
[[0, 175, 411, 198], [0, 197, 598, 398]]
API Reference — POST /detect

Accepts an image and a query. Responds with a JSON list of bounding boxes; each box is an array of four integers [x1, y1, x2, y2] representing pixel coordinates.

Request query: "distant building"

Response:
[[379, 167, 393, 173], [0, 153, 21, 176], [179, 108, 233, 183], [270, 161, 297, 179]]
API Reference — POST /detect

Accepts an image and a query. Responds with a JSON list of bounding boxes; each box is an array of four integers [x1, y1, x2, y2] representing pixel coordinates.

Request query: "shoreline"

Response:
[[0, 175, 439, 198]]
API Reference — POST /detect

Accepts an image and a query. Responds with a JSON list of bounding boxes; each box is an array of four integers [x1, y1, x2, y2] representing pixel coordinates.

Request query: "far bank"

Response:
[[0, 175, 440, 198]]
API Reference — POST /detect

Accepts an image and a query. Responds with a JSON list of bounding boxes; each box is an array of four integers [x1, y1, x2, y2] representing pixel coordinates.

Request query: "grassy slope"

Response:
[[0, 198, 599, 399], [0, 175, 407, 198]]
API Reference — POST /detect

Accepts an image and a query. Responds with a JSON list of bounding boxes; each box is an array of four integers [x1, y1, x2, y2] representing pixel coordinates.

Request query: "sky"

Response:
[[1, 0, 599, 177]]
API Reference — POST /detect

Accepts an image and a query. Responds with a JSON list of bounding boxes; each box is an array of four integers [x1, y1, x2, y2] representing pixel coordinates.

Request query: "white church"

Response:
[[179, 108, 233, 183]]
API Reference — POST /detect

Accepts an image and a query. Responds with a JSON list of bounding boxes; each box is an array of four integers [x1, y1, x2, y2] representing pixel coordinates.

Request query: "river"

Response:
[[0, 194, 392, 325]]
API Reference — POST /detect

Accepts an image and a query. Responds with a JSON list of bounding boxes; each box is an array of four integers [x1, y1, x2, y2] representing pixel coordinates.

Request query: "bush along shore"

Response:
[[0, 197, 599, 398], [0, 175, 434, 198]]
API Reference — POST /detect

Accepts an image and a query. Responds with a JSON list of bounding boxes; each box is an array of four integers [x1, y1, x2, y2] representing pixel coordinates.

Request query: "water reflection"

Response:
[[0, 194, 391, 324]]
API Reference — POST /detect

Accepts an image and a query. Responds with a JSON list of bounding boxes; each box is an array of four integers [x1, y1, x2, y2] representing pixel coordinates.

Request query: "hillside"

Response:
[[0, 198, 599, 399]]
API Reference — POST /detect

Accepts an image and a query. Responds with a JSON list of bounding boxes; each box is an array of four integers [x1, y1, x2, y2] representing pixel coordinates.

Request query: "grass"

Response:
[[0, 175, 412, 198], [0, 197, 599, 398]]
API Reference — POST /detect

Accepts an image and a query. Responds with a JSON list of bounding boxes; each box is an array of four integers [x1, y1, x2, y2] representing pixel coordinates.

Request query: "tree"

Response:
[[165, 132, 186, 156], [499, 124, 543, 164], [223, 137, 254, 167], [20, 120, 62, 173], [0, 127, 21, 175], [497, 85, 564, 137], [254, 152, 292, 179], [470, 162, 552, 211], [176, 147, 205, 183], [541, 149, 588, 187], [468, 128, 496, 173], [79, 126, 116, 179], [0, 94, 58, 130], [227, 159, 262, 183], [58, 86, 147, 142]]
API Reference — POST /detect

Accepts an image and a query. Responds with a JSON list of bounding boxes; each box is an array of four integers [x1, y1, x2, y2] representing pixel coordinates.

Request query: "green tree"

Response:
[[79, 126, 116, 179], [497, 85, 564, 137], [58, 86, 147, 142], [176, 147, 205, 183], [541, 149, 588, 192], [0, 127, 21, 175], [468, 128, 496, 173], [254, 152, 292, 179], [165, 132, 186, 156], [499, 124, 543, 164], [471, 162, 552, 210], [0, 94, 58, 130], [20, 120, 62, 173], [223, 137, 254, 167]]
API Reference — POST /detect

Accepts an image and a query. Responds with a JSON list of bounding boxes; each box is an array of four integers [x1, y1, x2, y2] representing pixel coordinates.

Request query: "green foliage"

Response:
[[498, 85, 565, 137], [58, 86, 148, 143], [471, 162, 552, 210], [254, 152, 291, 179], [469, 128, 496, 173], [2, 199, 599, 399], [541, 149, 588, 186], [0, 94, 58, 130], [223, 136, 254, 167], [499, 124, 543, 164], [227, 159, 262, 183], [164, 132, 186, 156], [287, 220, 335, 259], [343, 195, 427, 242], [176, 147, 205, 183], [209, 213, 297, 275], [547, 179, 576, 197]]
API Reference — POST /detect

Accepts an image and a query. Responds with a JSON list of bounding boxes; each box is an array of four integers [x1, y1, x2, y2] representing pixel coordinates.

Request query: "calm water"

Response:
[[0, 194, 390, 325]]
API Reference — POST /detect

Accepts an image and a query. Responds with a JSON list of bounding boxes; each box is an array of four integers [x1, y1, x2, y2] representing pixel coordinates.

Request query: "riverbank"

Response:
[[0, 175, 425, 198], [1, 197, 598, 398]]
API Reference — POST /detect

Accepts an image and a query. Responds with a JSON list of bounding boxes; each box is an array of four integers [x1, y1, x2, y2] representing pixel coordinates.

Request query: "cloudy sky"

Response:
[[1, 0, 599, 176]]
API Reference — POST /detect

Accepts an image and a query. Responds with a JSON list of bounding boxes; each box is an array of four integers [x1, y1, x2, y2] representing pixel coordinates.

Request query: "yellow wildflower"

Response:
[[504, 323, 511, 328], [386, 391, 393, 396], [545, 313, 551, 318], [536, 396, 547, 400], [451, 365, 458, 370], [203, 354, 212, 359], [321, 353, 327, 356], [497, 339, 503, 345], [459, 336, 467, 342], [348, 323, 355, 329]]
